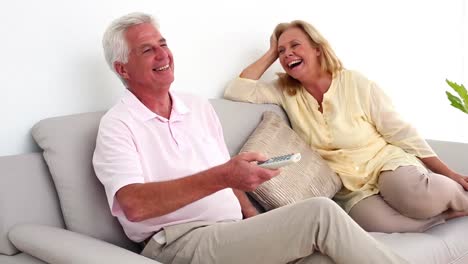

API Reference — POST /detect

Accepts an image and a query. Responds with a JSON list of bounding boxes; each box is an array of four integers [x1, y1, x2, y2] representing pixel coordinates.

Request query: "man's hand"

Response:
[[221, 152, 280, 191], [242, 206, 259, 219]]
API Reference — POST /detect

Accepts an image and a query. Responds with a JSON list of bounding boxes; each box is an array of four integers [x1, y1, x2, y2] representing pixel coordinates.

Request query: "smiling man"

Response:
[[92, 12, 409, 264]]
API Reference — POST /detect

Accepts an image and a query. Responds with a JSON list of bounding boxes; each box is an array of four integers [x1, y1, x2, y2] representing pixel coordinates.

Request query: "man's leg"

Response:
[[143, 197, 408, 264], [379, 166, 468, 219]]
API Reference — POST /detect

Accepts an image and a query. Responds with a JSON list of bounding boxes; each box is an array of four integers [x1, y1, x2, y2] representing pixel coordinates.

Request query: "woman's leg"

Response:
[[349, 194, 446, 233], [378, 165, 468, 219]]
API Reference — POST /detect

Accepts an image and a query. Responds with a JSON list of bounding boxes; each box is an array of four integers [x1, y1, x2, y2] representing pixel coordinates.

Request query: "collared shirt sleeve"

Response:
[[224, 77, 283, 105], [366, 81, 436, 158], [92, 115, 145, 215]]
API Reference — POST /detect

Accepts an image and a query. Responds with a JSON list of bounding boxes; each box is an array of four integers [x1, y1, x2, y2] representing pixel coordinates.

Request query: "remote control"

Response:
[[257, 153, 301, 169]]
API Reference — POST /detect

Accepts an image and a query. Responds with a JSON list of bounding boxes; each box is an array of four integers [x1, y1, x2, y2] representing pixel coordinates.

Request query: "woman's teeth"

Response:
[[288, 60, 302, 69]]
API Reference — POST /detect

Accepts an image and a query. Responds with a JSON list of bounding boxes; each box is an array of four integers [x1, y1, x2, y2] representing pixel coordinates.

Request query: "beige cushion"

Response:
[[240, 111, 342, 211]]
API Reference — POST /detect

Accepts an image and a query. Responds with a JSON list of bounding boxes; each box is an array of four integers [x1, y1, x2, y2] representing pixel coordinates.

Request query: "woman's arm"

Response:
[[240, 35, 278, 80], [421, 156, 468, 190], [365, 80, 468, 190], [366, 81, 435, 158], [224, 34, 283, 105]]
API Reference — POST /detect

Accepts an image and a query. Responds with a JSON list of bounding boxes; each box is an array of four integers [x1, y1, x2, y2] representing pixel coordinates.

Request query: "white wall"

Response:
[[1, 0, 467, 156], [465, 0, 468, 86]]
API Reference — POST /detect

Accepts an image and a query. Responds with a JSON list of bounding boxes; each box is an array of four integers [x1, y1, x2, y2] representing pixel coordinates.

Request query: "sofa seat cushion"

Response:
[[426, 217, 468, 263], [372, 217, 468, 264], [371, 232, 451, 264]]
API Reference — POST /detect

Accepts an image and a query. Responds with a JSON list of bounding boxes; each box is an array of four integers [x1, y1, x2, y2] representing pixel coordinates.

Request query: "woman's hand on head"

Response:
[[238, 33, 279, 79], [269, 33, 278, 57]]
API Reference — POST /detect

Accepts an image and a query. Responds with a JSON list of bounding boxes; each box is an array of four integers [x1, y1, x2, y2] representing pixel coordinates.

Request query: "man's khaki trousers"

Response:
[[141, 197, 408, 264]]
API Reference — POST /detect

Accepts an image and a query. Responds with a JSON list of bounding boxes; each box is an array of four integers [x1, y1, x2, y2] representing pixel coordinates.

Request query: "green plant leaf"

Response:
[[446, 91, 467, 113], [446, 79, 468, 111], [445, 79, 468, 114]]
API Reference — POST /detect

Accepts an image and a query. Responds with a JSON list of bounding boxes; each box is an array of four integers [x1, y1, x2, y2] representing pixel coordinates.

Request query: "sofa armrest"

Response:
[[8, 224, 160, 264]]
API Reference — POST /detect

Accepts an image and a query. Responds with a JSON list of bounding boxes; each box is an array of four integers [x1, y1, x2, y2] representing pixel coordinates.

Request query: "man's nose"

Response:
[[154, 47, 168, 60]]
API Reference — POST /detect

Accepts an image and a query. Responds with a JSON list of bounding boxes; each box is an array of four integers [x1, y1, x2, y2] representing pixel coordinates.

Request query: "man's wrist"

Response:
[[209, 163, 230, 190]]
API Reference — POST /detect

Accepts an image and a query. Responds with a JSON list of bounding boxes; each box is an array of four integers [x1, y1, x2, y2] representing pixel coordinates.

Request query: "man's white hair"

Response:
[[102, 12, 159, 78]]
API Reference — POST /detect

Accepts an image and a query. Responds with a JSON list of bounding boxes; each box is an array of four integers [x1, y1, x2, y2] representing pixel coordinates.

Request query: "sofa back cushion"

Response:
[[32, 111, 140, 252], [209, 99, 287, 156], [30, 99, 286, 252], [0, 153, 64, 255]]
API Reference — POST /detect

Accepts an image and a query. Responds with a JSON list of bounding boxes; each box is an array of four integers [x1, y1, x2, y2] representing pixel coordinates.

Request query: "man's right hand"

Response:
[[221, 152, 280, 191], [115, 152, 279, 222]]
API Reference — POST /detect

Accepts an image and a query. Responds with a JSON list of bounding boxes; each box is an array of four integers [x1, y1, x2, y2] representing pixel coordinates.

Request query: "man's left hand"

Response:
[[242, 207, 259, 219]]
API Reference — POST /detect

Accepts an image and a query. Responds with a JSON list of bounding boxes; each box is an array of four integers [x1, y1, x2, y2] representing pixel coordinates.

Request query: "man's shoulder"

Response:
[[100, 100, 133, 127]]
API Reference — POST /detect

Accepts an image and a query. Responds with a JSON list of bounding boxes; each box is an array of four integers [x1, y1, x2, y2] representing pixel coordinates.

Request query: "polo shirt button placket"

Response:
[[168, 122, 180, 147]]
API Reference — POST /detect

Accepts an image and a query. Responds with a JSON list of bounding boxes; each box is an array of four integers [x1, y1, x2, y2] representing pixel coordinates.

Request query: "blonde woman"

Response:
[[225, 20, 468, 233]]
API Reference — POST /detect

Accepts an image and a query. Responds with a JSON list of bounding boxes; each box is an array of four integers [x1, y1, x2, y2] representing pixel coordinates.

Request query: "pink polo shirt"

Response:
[[93, 90, 242, 242]]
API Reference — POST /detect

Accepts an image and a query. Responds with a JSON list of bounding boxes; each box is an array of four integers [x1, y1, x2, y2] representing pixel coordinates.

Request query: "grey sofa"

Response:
[[1, 99, 468, 264]]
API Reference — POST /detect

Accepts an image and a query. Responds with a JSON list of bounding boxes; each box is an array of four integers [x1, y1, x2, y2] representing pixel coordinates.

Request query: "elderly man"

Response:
[[92, 12, 408, 264]]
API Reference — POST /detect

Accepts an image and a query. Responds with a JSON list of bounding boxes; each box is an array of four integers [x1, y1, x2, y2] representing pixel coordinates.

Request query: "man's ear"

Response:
[[114, 62, 129, 80]]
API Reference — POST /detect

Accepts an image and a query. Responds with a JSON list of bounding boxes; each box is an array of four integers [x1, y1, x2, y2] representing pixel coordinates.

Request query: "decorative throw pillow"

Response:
[[240, 111, 342, 211]]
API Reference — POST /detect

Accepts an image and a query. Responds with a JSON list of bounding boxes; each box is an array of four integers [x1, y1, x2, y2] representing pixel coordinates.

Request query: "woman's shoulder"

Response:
[[335, 69, 372, 84], [228, 76, 283, 89], [334, 69, 376, 100]]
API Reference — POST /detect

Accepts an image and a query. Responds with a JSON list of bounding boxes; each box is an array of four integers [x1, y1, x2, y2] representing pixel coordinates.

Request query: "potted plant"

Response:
[[446, 79, 468, 114]]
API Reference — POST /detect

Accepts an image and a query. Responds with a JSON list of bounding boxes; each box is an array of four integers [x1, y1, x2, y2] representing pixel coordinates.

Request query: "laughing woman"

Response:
[[224, 20, 468, 233]]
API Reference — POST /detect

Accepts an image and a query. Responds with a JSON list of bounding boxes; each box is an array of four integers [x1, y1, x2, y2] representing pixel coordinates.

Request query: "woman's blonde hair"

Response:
[[273, 20, 343, 95]]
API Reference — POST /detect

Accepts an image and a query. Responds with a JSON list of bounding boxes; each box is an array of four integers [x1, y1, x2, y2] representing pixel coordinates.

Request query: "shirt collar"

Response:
[[121, 89, 190, 122]]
